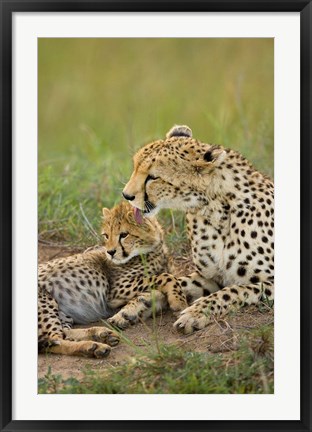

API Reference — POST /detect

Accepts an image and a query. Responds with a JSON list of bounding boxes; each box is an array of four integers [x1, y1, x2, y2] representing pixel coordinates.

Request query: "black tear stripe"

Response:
[[142, 188, 156, 213], [120, 242, 128, 258], [144, 179, 150, 203]]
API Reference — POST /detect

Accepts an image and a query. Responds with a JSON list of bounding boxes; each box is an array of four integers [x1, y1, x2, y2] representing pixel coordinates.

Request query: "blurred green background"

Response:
[[38, 38, 274, 247]]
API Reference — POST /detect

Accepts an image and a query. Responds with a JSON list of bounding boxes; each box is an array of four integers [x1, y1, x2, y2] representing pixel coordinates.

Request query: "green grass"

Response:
[[38, 38, 274, 246], [38, 324, 274, 394]]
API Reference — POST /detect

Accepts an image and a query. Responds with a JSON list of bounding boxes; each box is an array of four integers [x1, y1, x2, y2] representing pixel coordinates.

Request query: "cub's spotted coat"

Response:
[[123, 125, 274, 334], [38, 202, 187, 357]]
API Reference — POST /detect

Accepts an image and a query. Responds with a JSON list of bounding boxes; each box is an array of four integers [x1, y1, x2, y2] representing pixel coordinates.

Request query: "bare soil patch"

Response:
[[38, 244, 273, 381]]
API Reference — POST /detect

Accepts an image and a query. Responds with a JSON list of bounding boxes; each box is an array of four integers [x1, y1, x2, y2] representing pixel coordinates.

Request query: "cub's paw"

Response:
[[173, 302, 212, 335], [78, 341, 111, 359], [107, 312, 139, 330], [89, 327, 120, 347]]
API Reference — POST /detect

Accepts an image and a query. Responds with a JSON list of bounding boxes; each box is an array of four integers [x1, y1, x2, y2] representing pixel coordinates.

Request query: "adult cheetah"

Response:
[[38, 201, 187, 357], [122, 125, 274, 334]]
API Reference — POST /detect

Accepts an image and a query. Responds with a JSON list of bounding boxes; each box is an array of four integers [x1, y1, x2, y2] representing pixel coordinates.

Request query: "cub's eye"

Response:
[[101, 232, 108, 240], [119, 232, 128, 239], [145, 174, 159, 184]]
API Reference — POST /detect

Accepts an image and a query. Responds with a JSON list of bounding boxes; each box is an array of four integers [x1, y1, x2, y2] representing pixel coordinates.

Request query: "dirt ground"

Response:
[[38, 243, 274, 380]]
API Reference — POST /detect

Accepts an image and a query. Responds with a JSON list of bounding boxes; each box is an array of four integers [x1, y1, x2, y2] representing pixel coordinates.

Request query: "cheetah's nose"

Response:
[[122, 191, 135, 201], [107, 249, 116, 257]]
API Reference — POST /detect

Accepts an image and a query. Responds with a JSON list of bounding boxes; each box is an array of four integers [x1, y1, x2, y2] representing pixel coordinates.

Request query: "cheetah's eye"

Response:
[[119, 232, 128, 239], [145, 174, 159, 184], [101, 232, 108, 240]]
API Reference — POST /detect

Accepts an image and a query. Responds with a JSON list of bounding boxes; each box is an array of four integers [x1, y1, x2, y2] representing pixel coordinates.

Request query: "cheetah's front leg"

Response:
[[153, 273, 188, 312], [174, 281, 274, 334], [178, 272, 220, 303], [107, 291, 166, 330]]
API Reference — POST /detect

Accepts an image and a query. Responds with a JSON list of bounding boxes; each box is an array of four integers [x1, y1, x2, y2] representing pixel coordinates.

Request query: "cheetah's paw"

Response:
[[173, 304, 211, 335], [107, 312, 139, 330], [90, 327, 120, 346], [78, 341, 111, 358]]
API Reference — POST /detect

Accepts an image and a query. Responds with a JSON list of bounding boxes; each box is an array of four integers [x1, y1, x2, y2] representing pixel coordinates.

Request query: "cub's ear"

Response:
[[166, 124, 192, 139], [192, 146, 227, 171], [102, 208, 111, 219]]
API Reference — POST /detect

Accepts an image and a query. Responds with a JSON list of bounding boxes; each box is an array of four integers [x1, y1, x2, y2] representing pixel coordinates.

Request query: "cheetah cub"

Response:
[[38, 201, 187, 357]]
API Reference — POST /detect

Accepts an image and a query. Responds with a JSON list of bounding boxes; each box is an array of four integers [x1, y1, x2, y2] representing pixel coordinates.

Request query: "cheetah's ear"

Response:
[[192, 146, 227, 172], [102, 208, 111, 219], [166, 124, 192, 139]]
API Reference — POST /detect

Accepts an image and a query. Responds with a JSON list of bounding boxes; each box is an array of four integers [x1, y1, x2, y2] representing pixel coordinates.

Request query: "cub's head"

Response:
[[122, 125, 227, 217], [101, 201, 163, 264]]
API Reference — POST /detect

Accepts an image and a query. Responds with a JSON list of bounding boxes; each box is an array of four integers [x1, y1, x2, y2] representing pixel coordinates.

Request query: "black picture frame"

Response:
[[1, 1, 311, 431]]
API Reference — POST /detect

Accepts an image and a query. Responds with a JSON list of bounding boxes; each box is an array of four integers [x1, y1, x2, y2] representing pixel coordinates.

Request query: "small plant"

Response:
[[38, 366, 80, 394], [258, 292, 274, 312]]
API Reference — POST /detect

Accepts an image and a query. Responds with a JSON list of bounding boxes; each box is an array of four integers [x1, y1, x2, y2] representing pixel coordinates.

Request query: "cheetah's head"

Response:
[[123, 125, 227, 218], [101, 201, 163, 264]]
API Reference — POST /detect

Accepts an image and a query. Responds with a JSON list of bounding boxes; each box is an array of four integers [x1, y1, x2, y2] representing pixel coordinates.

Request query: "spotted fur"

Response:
[[123, 125, 274, 334], [38, 202, 187, 356]]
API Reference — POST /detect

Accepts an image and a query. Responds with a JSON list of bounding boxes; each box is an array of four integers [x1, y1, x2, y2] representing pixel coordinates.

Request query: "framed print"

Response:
[[1, 1, 311, 431]]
